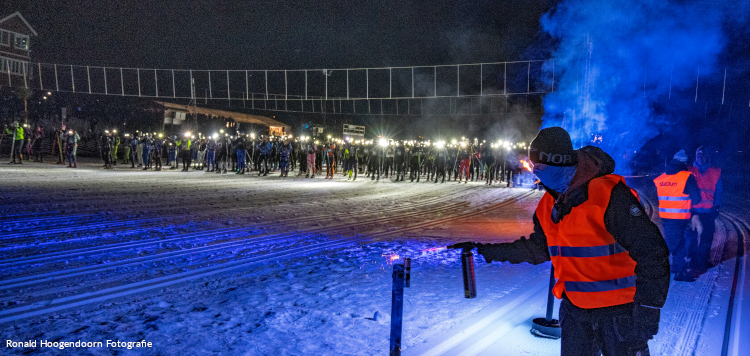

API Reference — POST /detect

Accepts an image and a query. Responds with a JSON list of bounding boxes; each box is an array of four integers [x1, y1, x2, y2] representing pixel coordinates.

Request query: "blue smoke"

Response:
[[539, 0, 746, 173]]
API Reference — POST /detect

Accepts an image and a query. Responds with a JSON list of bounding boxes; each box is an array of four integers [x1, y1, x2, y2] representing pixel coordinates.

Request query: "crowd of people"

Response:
[[93, 131, 527, 185], [3, 121, 80, 167]]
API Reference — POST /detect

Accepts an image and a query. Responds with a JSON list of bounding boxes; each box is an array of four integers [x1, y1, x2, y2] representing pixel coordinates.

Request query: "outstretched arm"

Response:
[[449, 214, 550, 265]]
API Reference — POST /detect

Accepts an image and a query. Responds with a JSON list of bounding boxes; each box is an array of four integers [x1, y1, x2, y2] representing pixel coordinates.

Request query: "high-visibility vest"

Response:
[[653, 171, 692, 219], [537, 174, 637, 309], [687, 166, 720, 210]]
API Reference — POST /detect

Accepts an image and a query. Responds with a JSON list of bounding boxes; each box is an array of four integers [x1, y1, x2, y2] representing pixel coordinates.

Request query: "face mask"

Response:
[[533, 165, 577, 193]]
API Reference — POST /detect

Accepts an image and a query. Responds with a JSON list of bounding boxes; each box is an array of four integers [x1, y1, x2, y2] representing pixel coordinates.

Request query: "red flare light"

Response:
[[382, 253, 401, 262], [521, 160, 533, 172]]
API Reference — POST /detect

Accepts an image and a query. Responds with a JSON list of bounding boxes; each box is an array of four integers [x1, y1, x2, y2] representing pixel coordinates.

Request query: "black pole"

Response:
[[390, 263, 405, 356], [545, 265, 556, 322], [461, 250, 477, 298], [531, 265, 561, 339], [404, 258, 411, 288]]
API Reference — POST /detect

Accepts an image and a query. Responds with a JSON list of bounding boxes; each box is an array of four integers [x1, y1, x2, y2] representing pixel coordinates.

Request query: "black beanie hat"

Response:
[[528, 127, 578, 167]]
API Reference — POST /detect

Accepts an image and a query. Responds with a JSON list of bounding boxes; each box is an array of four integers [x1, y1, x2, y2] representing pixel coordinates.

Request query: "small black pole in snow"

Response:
[[390, 263, 405, 356], [531, 265, 561, 339], [461, 250, 477, 298], [404, 258, 411, 287]]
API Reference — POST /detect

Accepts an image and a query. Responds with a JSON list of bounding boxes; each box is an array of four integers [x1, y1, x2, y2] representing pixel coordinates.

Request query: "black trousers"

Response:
[[435, 161, 446, 181], [662, 219, 690, 273], [258, 153, 270, 173], [383, 157, 393, 176], [395, 158, 405, 177], [560, 298, 649, 356], [181, 150, 191, 168]]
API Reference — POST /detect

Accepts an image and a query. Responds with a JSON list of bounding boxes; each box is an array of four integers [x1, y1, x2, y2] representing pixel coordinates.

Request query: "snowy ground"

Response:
[[0, 162, 747, 356]]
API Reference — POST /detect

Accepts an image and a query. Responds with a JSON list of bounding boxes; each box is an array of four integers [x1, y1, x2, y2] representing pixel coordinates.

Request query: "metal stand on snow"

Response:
[[531, 266, 561, 339], [390, 263, 405, 356], [404, 258, 411, 288], [461, 250, 477, 298]]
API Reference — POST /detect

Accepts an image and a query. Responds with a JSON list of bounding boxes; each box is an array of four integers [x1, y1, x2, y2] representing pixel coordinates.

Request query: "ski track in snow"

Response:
[[0, 164, 747, 356]]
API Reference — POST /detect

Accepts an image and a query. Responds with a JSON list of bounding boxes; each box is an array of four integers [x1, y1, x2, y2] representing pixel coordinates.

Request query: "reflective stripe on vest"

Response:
[[548, 243, 627, 258], [653, 171, 692, 219], [565, 276, 637, 293], [536, 174, 637, 309], [687, 166, 720, 210]]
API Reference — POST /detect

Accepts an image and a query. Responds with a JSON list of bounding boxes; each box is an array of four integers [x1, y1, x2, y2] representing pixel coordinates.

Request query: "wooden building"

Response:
[[0, 11, 36, 87], [155, 101, 291, 136]]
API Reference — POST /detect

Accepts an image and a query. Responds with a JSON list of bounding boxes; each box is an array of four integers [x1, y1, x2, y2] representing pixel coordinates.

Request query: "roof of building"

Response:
[[0, 12, 38, 36], [154, 101, 290, 130]]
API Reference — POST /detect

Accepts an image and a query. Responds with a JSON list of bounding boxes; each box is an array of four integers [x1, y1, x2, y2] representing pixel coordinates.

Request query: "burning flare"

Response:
[[520, 160, 533, 172]]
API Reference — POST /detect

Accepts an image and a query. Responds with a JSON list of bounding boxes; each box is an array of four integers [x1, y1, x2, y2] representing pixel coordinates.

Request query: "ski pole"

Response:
[[9, 131, 16, 163]]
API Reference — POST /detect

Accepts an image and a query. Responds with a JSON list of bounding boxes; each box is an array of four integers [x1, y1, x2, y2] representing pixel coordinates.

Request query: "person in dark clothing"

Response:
[[409, 145, 423, 182], [685, 146, 723, 278], [279, 138, 293, 177], [153, 136, 164, 171], [217, 136, 230, 174], [141, 134, 152, 170], [129, 134, 139, 168], [434, 145, 448, 183], [257, 135, 273, 176], [434, 144, 448, 183], [653, 150, 702, 280], [394, 142, 406, 181], [33, 125, 45, 162], [205, 137, 217, 172], [345, 142, 359, 180], [233, 133, 247, 174], [101, 132, 113, 169], [176, 135, 192, 171], [470, 141, 481, 181], [383, 143, 395, 178], [481, 143, 495, 185], [369, 143, 381, 181], [315, 142, 324, 173], [450, 127, 669, 356]]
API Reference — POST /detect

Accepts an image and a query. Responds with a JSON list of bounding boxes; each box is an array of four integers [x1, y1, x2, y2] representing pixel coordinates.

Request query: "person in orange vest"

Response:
[[450, 127, 669, 356], [686, 146, 723, 275], [653, 149, 702, 281]]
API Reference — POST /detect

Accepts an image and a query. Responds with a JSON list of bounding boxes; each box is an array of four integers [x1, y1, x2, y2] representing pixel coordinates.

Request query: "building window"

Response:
[[14, 34, 29, 50], [0, 30, 10, 46]]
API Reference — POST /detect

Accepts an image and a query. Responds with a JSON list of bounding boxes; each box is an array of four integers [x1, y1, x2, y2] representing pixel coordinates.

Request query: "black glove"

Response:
[[633, 304, 660, 340], [447, 242, 476, 251]]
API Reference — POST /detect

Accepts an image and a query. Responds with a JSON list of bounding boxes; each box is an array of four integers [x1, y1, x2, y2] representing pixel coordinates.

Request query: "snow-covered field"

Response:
[[0, 162, 747, 356]]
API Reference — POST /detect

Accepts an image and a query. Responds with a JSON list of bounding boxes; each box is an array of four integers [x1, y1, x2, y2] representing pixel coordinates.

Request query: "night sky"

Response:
[[5, 0, 557, 70]]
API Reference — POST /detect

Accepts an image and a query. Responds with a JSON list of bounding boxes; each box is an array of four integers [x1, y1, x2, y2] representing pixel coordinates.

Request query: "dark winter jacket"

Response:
[[664, 159, 702, 205], [258, 141, 273, 155], [233, 137, 246, 150], [477, 146, 670, 309]]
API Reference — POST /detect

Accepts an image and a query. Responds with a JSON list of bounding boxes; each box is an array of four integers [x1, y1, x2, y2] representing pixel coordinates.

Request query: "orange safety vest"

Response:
[[653, 171, 692, 220], [687, 166, 720, 210], [537, 174, 637, 309]]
